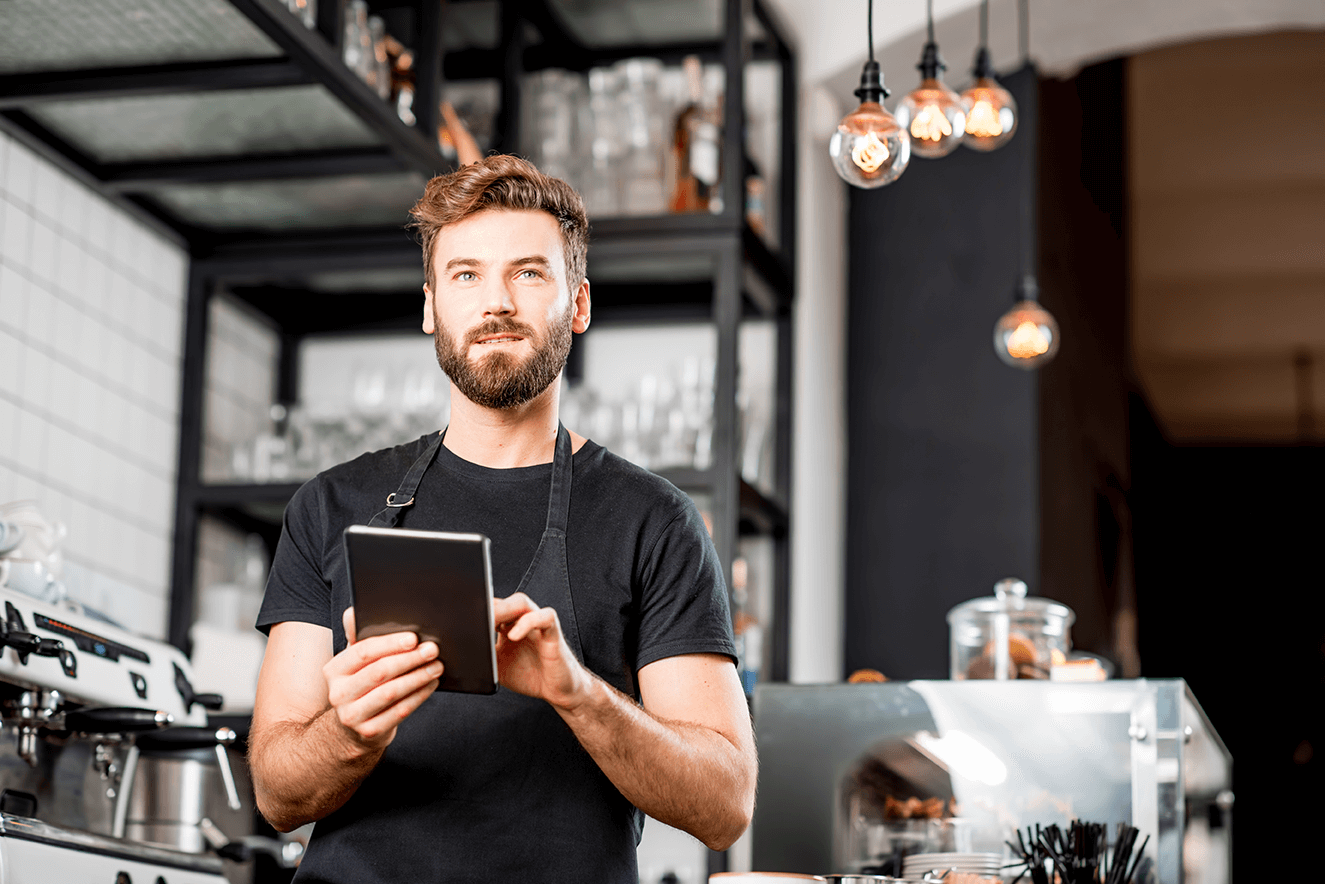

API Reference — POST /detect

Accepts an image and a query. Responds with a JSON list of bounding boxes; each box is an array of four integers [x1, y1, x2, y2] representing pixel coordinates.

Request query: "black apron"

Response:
[[366, 424, 583, 657], [299, 425, 640, 883]]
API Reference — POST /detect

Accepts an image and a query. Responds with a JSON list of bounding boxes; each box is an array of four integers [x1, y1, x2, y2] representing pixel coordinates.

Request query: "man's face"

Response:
[[423, 209, 590, 411]]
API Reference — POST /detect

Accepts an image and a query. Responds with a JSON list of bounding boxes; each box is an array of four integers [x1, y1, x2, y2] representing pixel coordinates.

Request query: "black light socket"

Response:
[[916, 41, 947, 80], [971, 45, 996, 80], [1016, 274, 1040, 303], [854, 59, 890, 103]]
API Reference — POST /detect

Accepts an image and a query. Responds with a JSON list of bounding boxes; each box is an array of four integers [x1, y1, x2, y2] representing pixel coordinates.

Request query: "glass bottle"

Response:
[[385, 36, 416, 125], [342, 1, 372, 83], [669, 56, 721, 214], [584, 67, 624, 217], [367, 15, 391, 100], [731, 557, 763, 694], [529, 69, 585, 189], [287, 0, 316, 29], [615, 58, 666, 216]]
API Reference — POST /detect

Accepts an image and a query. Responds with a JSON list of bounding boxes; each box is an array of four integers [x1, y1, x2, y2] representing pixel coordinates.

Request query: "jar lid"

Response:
[[945, 578, 1076, 625]]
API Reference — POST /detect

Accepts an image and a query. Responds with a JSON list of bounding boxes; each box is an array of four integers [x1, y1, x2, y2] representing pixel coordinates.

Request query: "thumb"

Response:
[[342, 606, 358, 646]]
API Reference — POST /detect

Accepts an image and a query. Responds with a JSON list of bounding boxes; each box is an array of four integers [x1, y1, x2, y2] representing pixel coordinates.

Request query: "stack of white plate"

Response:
[[901, 852, 1003, 881]]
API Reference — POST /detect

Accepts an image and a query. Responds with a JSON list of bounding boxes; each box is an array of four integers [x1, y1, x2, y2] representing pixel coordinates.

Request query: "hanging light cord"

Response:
[[927, 0, 935, 44], [1017, 0, 1034, 285], [1020, 139, 1035, 289], [1018, 0, 1030, 65], [868, 0, 875, 62], [980, 0, 989, 49]]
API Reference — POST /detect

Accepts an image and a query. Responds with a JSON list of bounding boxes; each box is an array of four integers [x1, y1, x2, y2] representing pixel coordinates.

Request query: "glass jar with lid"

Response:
[[945, 578, 1074, 679]]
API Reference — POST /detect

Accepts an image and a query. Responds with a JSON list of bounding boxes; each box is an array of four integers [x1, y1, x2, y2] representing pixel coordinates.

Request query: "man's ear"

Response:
[[422, 285, 436, 334], [572, 278, 591, 334]]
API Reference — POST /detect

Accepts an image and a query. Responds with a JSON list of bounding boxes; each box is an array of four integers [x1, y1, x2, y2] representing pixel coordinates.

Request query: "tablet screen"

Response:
[[343, 525, 498, 694]]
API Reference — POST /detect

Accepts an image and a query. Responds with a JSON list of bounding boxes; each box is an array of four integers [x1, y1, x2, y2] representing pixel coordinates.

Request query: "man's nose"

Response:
[[482, 279, 515, 317]]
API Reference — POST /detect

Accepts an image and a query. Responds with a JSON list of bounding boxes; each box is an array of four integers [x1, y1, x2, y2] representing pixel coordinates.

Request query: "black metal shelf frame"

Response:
[[0, 0, 800, 696], [62, 15, 806, 851], [186, 471, 787, 538], [169, 213, 795, 661], [142, 2, 794, 876], [4, 0, 794, 873], [0, 0, 450, 250], [0, 0, 796, 267]]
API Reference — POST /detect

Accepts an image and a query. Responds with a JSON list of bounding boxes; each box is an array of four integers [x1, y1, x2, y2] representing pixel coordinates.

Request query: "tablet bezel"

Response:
[[343, 524, 498, 695]]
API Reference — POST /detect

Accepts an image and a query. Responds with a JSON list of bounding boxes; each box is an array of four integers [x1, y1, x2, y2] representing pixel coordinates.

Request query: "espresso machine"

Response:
[[0, 582, 297, 882]]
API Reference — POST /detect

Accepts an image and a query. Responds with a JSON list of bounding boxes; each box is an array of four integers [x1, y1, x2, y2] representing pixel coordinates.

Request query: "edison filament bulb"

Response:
[[994, 297, 1060, 369], [830, 102, 910, 188], [960, 49, 1017, 151], [829, 60, 910, 189], [896, 42, 966, 159]]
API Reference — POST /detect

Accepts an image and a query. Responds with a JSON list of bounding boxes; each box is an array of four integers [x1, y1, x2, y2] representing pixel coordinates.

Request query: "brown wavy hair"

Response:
[[409, 155, 589, 293]]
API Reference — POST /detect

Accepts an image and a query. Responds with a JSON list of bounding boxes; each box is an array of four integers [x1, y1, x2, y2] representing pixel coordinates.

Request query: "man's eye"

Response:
[[457, 271, 476, 281], [519, 269, 542, 279]]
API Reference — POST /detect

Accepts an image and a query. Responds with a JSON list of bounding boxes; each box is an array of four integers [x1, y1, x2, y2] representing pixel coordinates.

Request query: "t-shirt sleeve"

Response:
[[255, 476, 337, 634], [633, 495, 736, 670]]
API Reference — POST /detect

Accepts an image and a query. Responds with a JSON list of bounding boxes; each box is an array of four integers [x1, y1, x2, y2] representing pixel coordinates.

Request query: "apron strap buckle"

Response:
[[386, 492, 414, 508]]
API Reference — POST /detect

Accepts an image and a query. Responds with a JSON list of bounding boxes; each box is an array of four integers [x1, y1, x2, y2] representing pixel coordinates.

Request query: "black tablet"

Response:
[[343, 524, 498, 695]]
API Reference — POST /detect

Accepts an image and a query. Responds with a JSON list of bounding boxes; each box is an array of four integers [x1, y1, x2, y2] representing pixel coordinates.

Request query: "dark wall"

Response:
[[844, 67, 1040, 680], [1130, 400, 1325, 880], [1036, 61, 1137, 671], [843, 51, 1322, 876]]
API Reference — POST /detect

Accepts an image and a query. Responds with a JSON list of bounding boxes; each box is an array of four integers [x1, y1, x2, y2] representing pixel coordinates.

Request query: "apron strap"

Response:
[[546, 423, 573, 535], [368, 430, 446, 529]]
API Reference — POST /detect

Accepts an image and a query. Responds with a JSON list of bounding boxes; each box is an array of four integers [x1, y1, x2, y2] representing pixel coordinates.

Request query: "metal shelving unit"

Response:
[[3, 0, 795, 875], [3, 0, 795, 842]]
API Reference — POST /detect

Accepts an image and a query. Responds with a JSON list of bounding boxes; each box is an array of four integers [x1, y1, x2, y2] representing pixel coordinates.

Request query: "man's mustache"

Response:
[[464, 319, 538, 346]]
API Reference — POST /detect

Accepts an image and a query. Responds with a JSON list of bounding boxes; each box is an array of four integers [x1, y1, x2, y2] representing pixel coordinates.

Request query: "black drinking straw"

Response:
[[1125, 834, 1150, 884]]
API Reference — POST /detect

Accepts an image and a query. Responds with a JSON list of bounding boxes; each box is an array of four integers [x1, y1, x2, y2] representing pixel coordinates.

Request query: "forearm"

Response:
[[248, 709, 384, 832], [556, 676, 756, 850]]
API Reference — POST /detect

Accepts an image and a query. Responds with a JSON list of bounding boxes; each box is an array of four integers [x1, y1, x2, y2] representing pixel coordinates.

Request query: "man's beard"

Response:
[[434, 306, 573, 410]]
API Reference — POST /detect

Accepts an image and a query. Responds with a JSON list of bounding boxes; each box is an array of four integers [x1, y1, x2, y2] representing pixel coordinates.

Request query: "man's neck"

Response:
[[443, 385, 561, 469]]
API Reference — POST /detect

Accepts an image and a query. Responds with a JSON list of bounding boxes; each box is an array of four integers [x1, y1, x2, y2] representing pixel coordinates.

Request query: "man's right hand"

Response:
[[249, 610, 442, 830], [323, 607, 443, 752]]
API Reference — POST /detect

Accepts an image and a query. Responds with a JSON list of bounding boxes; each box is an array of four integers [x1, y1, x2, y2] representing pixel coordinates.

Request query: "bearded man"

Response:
[[247, 155, 756, 883]]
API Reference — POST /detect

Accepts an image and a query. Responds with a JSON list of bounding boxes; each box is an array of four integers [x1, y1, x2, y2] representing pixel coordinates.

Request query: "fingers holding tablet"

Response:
[[343, 526, 499, 695], [324, 606, 444, 747], [492, 597, 591, 708]]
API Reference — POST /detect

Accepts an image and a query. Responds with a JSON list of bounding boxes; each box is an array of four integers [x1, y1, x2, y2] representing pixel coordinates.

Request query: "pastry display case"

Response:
[[752, 679, 1231, 884]]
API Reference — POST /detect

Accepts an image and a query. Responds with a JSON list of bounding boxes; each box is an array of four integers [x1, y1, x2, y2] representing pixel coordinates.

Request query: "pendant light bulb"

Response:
[[896, 71, 966, 158], [960, 3, 1017, 152], [830, 60, 910, 189], [993, 278, 1059, 369], [960, 72, 1018, 151], [895, 4, 966, 159]]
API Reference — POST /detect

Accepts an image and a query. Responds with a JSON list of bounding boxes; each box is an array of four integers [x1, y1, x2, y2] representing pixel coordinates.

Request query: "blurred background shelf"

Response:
[[2, 8, 795, 875], [186, 471, 788, 550], [132, 0, 799, 735]]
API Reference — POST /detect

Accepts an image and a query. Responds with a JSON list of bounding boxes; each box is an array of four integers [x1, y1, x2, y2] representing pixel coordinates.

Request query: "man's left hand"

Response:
[[493, 593, 593, 709], [494, 594, 755, 851]]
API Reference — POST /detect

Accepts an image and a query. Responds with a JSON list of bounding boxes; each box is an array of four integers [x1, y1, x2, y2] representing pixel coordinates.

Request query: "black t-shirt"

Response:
[[256, 434, 735, 883]]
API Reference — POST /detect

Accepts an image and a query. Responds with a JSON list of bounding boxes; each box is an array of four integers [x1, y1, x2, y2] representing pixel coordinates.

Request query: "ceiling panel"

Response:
[[1129, 31, 1325, 196], [588, 251, 716, 283], [27, 85, 385, 163], [1128, 31, 1325, 443], [1131, 184, 1325, 280], [1131, 274, 1325, 360], [546, 0, 726, 47], [1136, 353, 1324, 443], [304, 266, 426, 293], [149, 170, 428, 230], [442, 0, 501, 51], [0, 0, 281, 73]]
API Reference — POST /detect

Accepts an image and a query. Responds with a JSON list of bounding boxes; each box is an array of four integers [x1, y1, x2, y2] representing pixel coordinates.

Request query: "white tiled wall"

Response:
[[200, 294, 279, 483], [0, 130, 188, 639]]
